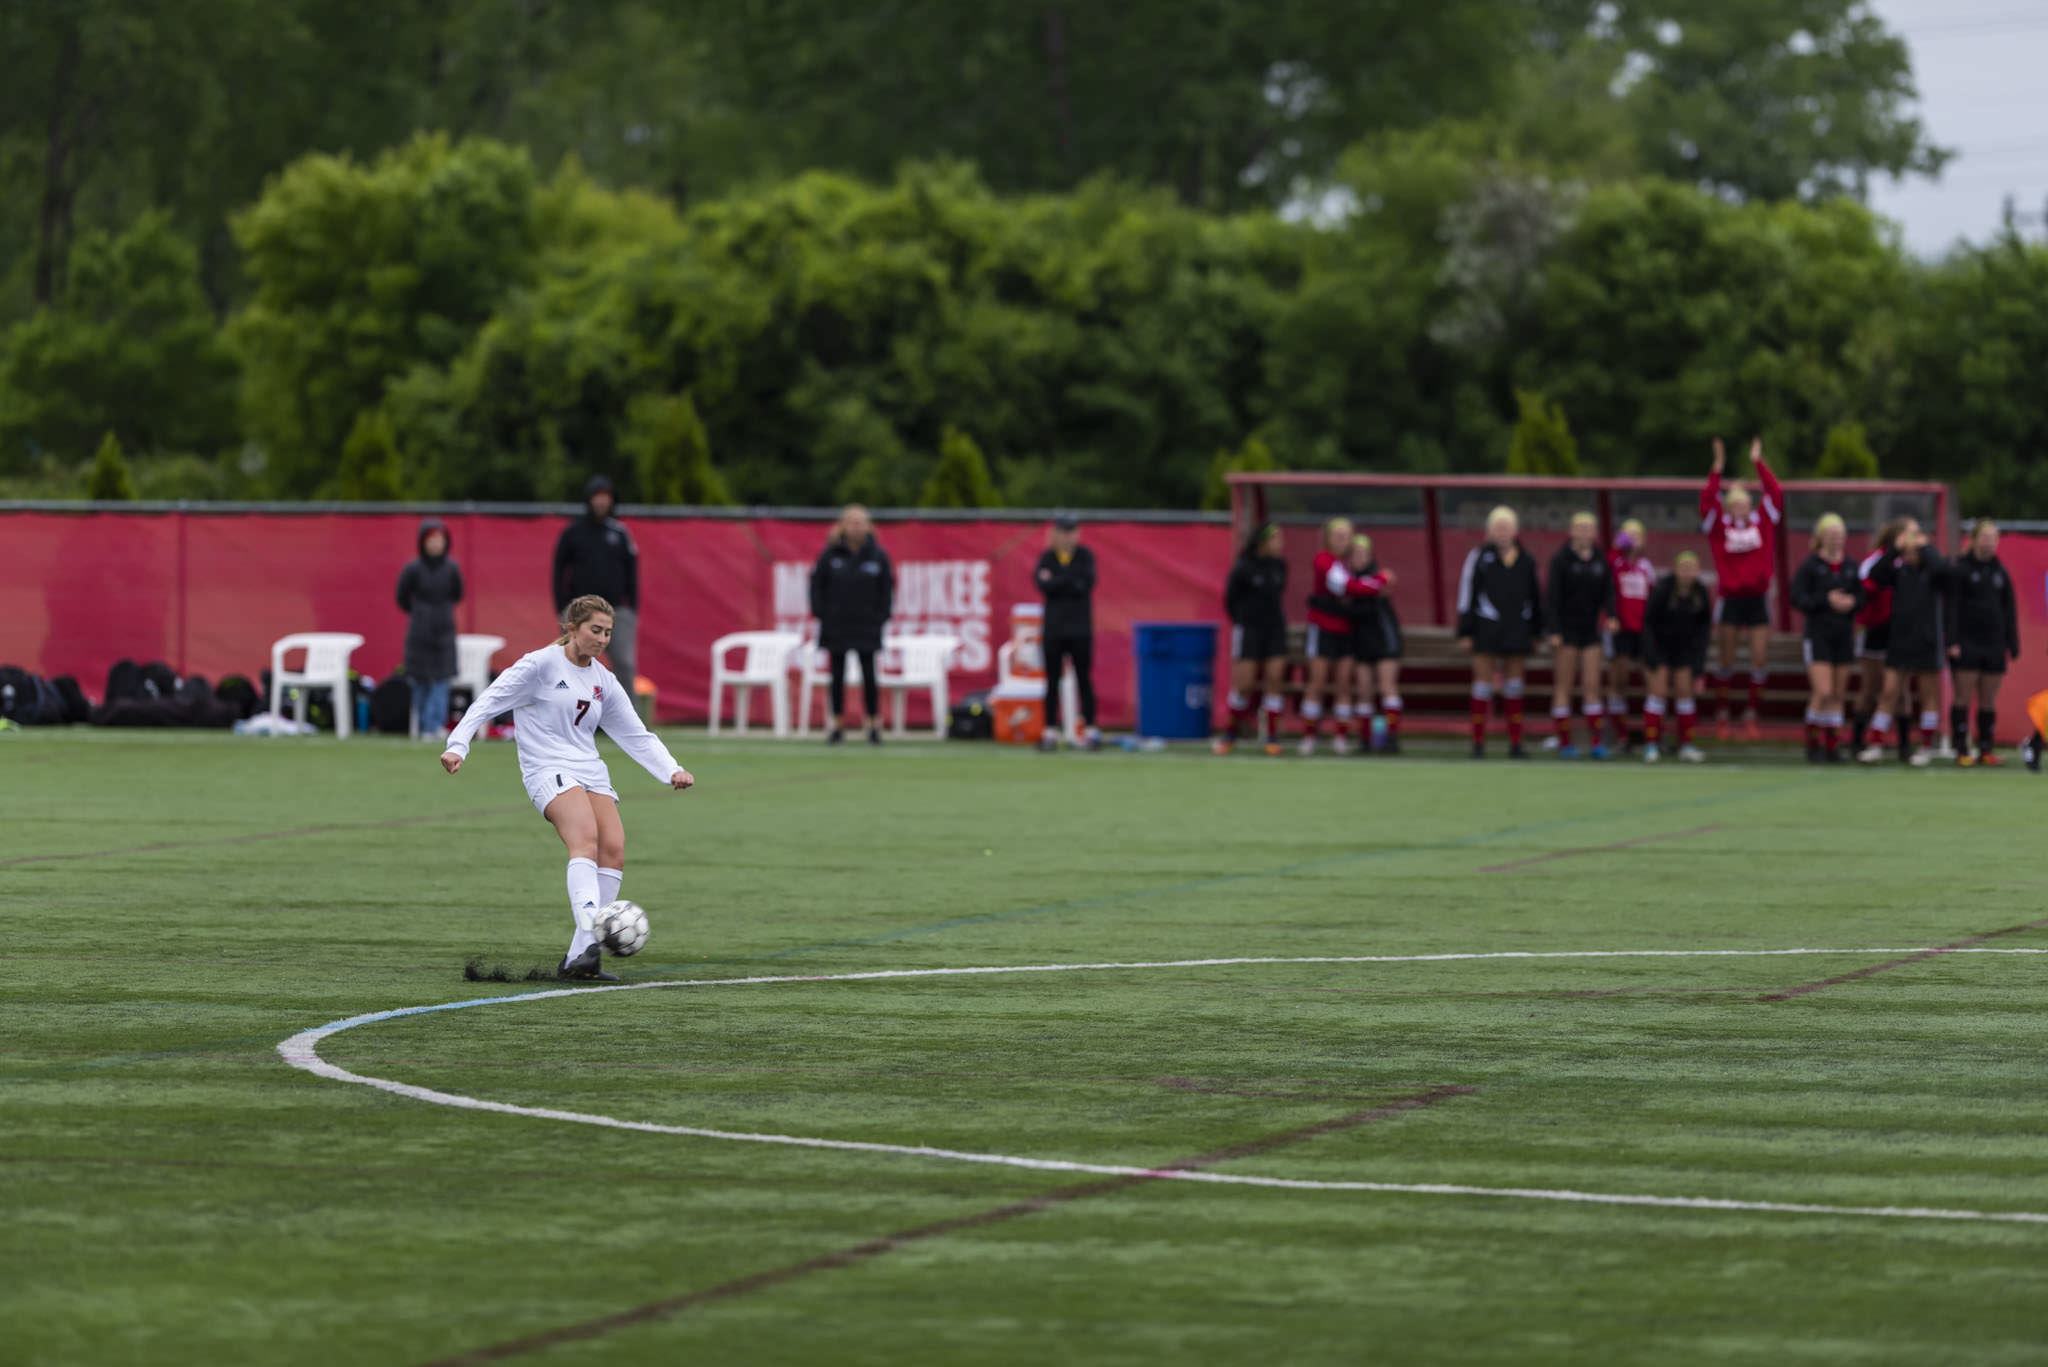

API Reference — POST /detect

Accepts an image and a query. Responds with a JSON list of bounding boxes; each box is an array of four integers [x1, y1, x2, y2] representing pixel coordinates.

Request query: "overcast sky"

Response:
[[1865, 0, 2048, 256]]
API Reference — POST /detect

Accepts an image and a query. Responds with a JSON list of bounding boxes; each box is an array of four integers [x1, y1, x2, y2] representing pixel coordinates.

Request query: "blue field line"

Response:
[[636, 773, 1842, 971]]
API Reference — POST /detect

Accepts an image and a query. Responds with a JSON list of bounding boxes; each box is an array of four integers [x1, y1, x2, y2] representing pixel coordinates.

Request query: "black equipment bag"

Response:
[[370, 676, 415, 734], [947, 690, 995, 740]]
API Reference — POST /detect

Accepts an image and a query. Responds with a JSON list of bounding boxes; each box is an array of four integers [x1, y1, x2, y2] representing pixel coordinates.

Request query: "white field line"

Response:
[[277, 950, 2048, 1227]]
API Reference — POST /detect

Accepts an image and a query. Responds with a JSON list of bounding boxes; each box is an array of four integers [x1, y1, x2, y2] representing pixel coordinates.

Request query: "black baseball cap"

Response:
[[1052, 512, 1079, 531]]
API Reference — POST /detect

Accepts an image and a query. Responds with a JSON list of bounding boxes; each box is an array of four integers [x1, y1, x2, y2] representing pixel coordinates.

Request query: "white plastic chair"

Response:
[[795, 644, 860, 737], [994, 640, 1082, 744], [707, 631, 803, 736], [413, 634, 506, 739], [269, 633, 365, 737], [880, 633, 960, 738]]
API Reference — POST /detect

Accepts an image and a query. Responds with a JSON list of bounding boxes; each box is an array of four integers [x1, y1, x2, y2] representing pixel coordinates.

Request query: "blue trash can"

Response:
[[1133, 622, 1217, 739]]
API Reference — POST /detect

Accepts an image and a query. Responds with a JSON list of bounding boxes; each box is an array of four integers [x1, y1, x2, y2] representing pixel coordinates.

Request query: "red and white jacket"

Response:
[[1699, 457, 1782, 599], [1857, 548, 1893, 627], [1609, 550, 1655, 632], [1306, 551, 1353, 633]]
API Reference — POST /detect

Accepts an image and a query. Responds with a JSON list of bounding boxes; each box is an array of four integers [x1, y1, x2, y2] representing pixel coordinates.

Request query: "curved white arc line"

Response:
[[277, 949, 2048, 1226]]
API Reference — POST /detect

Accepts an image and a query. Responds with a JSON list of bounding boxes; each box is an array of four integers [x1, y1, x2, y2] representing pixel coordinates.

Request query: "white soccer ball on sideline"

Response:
[[599, 901, 650, 957]]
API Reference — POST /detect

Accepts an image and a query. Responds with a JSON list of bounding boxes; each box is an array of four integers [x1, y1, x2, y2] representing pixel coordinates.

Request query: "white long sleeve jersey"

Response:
[[444, 643, 679, 787]]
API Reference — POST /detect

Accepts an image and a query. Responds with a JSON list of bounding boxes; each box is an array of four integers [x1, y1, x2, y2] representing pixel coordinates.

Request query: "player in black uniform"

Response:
[[1859, 518, 1947, 767], [1546, 511, 1617, 758], [1790, 514, 1864, 763], [1946, 518, 2020, 766], [1217, 523, 1290, 755], [1457, 506, 1544, 759], [1640, 551, 1713, 763], [1346, 534, 1406, 754]]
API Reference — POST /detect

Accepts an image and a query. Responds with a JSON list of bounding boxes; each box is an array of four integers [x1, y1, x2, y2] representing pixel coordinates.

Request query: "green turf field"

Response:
[[4, 730, 2046, 1366]]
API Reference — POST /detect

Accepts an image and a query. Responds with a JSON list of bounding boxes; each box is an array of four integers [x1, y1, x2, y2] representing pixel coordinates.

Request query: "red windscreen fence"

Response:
[[8, 506, 2045, 739], [7, 509, 1231, 729]]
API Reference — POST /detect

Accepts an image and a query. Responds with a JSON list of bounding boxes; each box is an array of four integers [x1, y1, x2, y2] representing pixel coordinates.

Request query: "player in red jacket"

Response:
[[1701, 437, 1783, 740], [1604, 519, 1654, 752], [1299, 517, 1357, 755], [1848, 518, 1906, 751]]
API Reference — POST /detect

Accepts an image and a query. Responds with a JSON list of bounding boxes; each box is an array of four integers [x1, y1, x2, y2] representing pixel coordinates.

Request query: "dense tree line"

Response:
[[2, 1, 2040, 512]]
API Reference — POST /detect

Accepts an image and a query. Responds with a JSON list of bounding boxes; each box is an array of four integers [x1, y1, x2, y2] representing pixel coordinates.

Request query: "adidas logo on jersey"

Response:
[[554, 680, 570, 689]]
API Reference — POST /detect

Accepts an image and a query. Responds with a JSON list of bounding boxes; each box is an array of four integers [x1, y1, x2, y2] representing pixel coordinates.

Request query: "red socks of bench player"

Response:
[[1470, 681, 1492, 746], [1675, 697, 1698, 747], [1503, 678, 1526, 747], [1643, 696, 1665, 748]]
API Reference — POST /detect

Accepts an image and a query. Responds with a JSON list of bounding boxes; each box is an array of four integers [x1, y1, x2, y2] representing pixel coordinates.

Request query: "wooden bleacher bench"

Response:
[[1268, 624, 1823, 730]]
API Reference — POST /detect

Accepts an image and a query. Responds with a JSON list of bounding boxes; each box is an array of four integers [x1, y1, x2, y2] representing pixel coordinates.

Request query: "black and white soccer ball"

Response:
[[599, 900, 650, 957]]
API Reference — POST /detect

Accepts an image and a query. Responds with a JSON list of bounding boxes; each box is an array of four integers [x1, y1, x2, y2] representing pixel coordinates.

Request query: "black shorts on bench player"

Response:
[[1218, 522, 1289, 755], [1457, 506, 1543, 759], [1545, 511, 1616, 758], [1701, 436, 1783, 740], [1790, 514, 1863, 762], [1946, 518, 2020, 765]]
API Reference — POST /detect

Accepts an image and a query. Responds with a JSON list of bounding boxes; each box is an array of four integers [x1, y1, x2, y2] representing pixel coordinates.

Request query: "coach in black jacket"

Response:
[[1036, 513, 1099, 751], [553, 475, 640, 684], [811, 505, 894, 743]]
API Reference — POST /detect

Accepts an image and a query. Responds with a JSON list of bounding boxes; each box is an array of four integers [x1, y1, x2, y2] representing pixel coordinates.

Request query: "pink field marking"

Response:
[[1757, 916, 2048, 1002], [1477, 825, 1724, 873]]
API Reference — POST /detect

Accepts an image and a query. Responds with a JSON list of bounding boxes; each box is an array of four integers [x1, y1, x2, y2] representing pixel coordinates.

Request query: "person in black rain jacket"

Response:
[[1946, 518, 2021, 763], [1036, 513, 1099, 751], [1456, 506, 1544, 758], [1860, 518, 1948, 765], [1545, 512, 1616, 756], [1217, 523, 1288, 754], [553, 474, 639, 685], [397, 517, 464, 739], [1789, 514, 1864, 761], [1639, 551, 1714, 762], [810, 504, 894, 744]]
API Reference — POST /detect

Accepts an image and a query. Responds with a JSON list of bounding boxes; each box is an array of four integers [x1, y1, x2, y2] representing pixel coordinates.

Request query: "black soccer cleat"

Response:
[[558, 944, 618, 982], [1508, 743, 1529, 760]]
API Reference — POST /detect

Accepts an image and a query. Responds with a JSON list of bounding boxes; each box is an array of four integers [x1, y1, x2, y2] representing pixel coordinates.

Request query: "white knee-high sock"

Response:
[[598, 867, 623, 908], [566, 857, 602, 958]]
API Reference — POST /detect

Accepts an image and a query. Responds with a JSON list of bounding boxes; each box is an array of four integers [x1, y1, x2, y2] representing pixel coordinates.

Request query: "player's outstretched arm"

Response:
[[597, 678, 691, 788]]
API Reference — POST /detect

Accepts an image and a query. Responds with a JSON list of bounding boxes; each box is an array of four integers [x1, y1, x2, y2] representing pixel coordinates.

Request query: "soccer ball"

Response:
[[598, 900, 650, 957]]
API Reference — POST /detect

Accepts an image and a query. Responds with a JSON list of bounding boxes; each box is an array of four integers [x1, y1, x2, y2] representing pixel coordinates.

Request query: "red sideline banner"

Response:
[[7, 510, 1231, 731]]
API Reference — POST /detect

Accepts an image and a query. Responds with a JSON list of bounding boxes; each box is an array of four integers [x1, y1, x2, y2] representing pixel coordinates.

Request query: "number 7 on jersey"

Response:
[[573, 699, 591, 727]]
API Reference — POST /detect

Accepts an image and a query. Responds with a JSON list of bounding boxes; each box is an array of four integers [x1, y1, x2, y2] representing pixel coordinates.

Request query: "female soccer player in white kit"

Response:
[[439, 595, 693, 980]]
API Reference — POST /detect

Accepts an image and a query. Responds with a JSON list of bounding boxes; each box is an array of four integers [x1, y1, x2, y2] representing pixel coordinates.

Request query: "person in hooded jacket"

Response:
[[553, 474, 639, 686], [1946, 518, 2021, 765], [811, 504, 895, 744], [397, 517, 464, 739]]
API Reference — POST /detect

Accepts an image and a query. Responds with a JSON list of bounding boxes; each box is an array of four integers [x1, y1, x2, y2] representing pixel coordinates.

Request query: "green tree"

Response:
[[1201, 433, 1278, 511], [229, 133, 541, 496], [1514, 181, 1907, 476], [920, 426, 1002, 508], [1891, 236, 2048, 516], [0, 212, 238, 473], [335, 409, 404, 500], [84, 430, 136, 499], [1523, 0, 1948, 201], [1507, 390, 1580, 475], [1814, 421, 1879, 479], [620, 391, 734, 505]]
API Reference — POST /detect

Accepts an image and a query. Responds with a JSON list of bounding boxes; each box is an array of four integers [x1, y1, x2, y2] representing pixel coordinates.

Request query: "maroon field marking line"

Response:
[[414, 1084, 1476, 1367], [1477, 824, 1723, 874], [1756, 915, 2048, 1002]]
